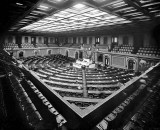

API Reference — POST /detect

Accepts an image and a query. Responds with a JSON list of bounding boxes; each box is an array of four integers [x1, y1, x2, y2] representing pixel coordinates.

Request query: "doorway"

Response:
[[75, 52, 78, 59], [128, 59, 135, 70]]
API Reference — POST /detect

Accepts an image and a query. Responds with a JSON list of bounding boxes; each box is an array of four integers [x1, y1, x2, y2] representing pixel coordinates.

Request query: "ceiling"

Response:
[[1, 0, 160, 35]]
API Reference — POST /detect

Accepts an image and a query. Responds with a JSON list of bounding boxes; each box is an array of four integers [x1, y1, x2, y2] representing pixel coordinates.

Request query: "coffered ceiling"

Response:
[[1, 0, 160, 35]]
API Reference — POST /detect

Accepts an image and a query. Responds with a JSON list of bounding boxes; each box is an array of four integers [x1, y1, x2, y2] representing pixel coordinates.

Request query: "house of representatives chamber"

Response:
[[0, 0, 160, 130]]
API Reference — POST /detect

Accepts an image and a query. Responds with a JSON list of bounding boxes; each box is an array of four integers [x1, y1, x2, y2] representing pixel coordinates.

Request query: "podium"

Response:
[[73, 58, 95, 69]]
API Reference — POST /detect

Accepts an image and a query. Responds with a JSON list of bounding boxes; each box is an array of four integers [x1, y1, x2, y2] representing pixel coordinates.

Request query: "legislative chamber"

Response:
[[0, 0, 160, 130]]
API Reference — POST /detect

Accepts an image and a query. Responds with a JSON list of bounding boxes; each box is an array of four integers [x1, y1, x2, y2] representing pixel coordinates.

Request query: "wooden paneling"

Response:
[[112, 55, 126, 68]]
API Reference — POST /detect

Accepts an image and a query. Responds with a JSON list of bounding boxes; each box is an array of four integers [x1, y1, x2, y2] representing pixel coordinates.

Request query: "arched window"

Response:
[[95, 37, 100, 45], [111, 36, 118, 43]]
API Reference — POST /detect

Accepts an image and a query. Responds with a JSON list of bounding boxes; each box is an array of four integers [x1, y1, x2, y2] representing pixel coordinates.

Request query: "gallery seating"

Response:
[[136, 46, 160, 57]]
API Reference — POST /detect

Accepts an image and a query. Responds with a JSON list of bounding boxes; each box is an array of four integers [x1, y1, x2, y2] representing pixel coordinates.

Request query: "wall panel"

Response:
[[112, 55, 126, 68]]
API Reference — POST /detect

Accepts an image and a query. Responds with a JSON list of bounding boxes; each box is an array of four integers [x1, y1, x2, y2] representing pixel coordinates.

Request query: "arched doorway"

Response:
[[79, 51, 83, 59], [19, 51, 24, 58], [48, 50, 52, 55], [105, 56, 110, 66], [97, 53, 103, 63], [75, 52, 78, 59], [66, 51, 68, 57], [34, 50, 39, 56], [128, 59, 135, 70]]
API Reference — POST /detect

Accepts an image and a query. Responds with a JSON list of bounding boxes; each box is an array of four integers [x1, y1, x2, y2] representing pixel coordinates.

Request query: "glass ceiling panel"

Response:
[[19, 3, 131, 33]]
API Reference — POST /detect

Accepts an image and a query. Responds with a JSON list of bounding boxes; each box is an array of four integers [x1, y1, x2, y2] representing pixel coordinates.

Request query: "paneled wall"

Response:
[[8, 47, 160, 72], [112, 55, 126, 68]]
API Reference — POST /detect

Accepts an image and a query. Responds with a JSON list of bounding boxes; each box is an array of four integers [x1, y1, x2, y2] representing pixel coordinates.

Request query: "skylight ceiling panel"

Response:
[[102, 22, 115, 26], [103, 15, 118, 20], [49, 15, 65, 20], [63, 22, 75, 26], [96, 14, 118, 20], [96, 14, 112, 20], [30, 23, 43, 25], [70, 14, 88, 20], [20, 26, 37, 30], [82, 9, 107, 17], [93, 21, 107, 24], [111, 18, 127, 22], [85, 23, 95, 26], [66, 7, 95, 14], [38, 19, 51, 23], [60, 18, 74, 23], [56, 10, 76, 18], [41, 28, 57, 31], [19, 3, 131, 33], [103, 19, 113, 23], [83, 22, 95, 26], [83, 18, 100, 23], [117, 20, 132, 23], [30, 27, 44, 31], [30, 25, 54, 30], [33, 21, 55, 26], [44, 17, 56, 21], [25, 24, 43, 28], [72, 19, 86, 24]]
